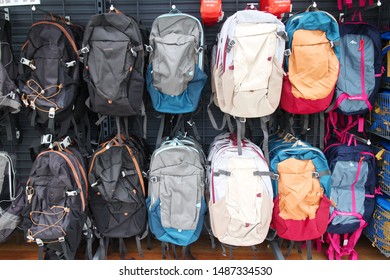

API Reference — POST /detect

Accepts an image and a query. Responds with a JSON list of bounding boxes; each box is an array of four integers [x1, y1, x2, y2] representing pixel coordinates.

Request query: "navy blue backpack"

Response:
[[323, 141, 376, 260]]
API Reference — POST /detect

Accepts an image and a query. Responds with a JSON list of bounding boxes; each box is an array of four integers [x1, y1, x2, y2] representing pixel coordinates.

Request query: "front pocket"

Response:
[[233, 23, 277, 93], [277, 158, 323, 220], [289, 29, 339, 100], [88, 40, 133, 100], [225, 157, 266, 225], [152, 33, 196, 96], [159, 173, 201, 231]]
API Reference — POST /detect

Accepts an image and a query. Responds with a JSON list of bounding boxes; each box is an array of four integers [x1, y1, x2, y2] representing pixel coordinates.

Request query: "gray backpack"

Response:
[[0, 151, 23, 243], [147, 134, 207, 251], [146, 7, 207, 114]]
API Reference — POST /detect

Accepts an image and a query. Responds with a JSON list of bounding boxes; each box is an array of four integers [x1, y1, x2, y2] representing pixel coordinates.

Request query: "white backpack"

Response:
[[206, 133, 275, 247], [208, 9, 286, 159]]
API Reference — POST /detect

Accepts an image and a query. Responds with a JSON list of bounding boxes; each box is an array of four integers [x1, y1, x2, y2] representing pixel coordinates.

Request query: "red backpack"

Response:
[[200, 0, 223, 26], [260, 0, 291, 18]]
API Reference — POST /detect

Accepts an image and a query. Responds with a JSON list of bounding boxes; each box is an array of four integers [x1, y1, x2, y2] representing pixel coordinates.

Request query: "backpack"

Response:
[[207, 133, 274, 247], [87, 135, 148, 259], [0, 18, 21, 141], [146, 8, 207, 114], [323, 141, 376, 260], [211, 9, 285, 119], [22, 140, 88, 260], [200, 0, 224, 26], [0, 151, 24, 243], [19, 19, 80, 133], [269, 134, 332, 246], [332, 12, 383, 116], [81, 11, 145, 117], [280, 8, 340, 114], [147, 134, 206, 249]]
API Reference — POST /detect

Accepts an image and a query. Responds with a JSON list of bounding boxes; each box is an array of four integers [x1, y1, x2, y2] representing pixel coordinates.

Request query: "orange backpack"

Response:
[[200, 0, 224, 26]]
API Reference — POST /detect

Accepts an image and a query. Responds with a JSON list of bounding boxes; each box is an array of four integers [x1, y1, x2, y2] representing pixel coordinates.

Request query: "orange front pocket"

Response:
[[277, 158, 323, 220]]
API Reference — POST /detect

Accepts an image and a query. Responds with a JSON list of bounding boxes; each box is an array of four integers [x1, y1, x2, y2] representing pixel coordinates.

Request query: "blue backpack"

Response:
[[333, 12, 383, 116], [323, 141, 376, 260]]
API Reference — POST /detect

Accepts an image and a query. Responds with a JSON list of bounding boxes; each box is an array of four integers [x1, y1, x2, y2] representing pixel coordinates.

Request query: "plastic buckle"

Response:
[[60, 136, 72, 150], [20, 58, 36, 70], [187, 120, 195, 126], [65, 60, 76, 67], [130, 47, 137, 57], [58, 236, 65, 243], [234, 116, 246, 123], [36, 238, 44, 247], [271, 174, 280, 181], [79, 46, 89, 54], [66, 190, 78, 196], [48, 107, 55, 119], [41, 134, 53, 145], [145, 45, 153, 52], [312, 172, 320, 178], [284, 49, 292, 56], [226, 40, 235, 52], [121, 171, 127, 178], [149, 176, 158, 183]]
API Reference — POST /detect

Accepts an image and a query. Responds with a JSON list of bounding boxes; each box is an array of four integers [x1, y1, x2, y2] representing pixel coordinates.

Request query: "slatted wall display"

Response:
[[0, 0, 388, 183]]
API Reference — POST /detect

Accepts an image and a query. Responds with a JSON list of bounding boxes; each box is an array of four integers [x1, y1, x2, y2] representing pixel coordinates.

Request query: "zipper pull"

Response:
[[359, 39, 364, 51]]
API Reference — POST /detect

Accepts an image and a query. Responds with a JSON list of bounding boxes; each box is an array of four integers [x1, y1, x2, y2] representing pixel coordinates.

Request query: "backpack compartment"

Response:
[[151, 33, 196, 96]]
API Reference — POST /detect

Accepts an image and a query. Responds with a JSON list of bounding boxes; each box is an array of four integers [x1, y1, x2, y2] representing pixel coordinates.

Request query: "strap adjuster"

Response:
[[79, 46, 89, 54], [48, 107, 55, 119], [20, 58, 36, 70], [65, 60, 76, 67], [41, 134, 53, 144], [284, 49, 291, 56], [60, 136, 72, 150]]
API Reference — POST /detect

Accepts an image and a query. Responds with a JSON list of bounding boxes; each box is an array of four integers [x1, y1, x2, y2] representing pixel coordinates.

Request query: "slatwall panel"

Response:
[[0, 0, 389, 184]]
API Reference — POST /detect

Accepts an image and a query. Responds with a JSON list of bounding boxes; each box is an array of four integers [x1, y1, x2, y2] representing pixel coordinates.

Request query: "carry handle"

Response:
[[245, 3, 258, 10], [351, 10, 363, 21]]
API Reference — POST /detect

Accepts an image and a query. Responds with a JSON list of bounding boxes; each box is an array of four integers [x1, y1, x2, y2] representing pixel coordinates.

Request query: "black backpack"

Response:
[[22, 140, 88, 260], [87, 135, 148, 259], [81, 11, 145, 117], [19, 19, 81, 134], [0, 18, 21, 141]]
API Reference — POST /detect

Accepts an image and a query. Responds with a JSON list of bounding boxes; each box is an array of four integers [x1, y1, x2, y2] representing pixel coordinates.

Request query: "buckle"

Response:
[[121, 171, 126, 177], [60, 136, 72, 150], [145, 45, 153, 52], [79, 46, 89, 54], [312, 172, 320, 178], [149, 176, 158, 183], [284, 49, 291, 56], [66, 190, 78, 196], [36, 238, 44, 247], [91, 181, 98, 187], [187, 120, 195, 126], [58, 236, 65, 242], [48, 107, 55, 119], [271, 174, 280, 181], [65, 60, 76, 67], [41, 134, 53, 145], [130, 47, 137, 57], [20, 58, 36, 70]]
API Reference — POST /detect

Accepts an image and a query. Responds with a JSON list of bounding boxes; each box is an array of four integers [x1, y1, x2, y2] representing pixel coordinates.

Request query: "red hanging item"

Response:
[[200, 0, 224, 26], [337, 0, 375, 10], [260, 0, 291, 18]]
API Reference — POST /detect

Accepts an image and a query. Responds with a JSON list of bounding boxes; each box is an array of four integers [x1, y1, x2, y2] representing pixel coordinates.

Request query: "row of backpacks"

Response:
[[0, 2, 386, 260]]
